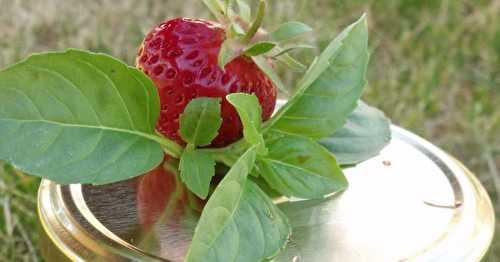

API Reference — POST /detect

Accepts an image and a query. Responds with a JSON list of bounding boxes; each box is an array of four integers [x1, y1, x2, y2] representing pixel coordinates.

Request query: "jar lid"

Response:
[[38, 126, 496, 261]]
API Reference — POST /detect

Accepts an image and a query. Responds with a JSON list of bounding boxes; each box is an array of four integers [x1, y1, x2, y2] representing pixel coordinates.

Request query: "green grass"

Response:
[[0, 0, 498, 261]]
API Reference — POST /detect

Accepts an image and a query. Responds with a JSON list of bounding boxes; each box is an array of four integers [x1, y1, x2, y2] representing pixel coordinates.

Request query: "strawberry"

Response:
[[137, 18, 277, 147]]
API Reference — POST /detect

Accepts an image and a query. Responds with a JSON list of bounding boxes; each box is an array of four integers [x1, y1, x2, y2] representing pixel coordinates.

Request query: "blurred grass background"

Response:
[[0, 0, 498, 261]]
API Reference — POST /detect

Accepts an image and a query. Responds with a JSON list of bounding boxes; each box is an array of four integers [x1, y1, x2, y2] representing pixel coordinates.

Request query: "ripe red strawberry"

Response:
[[137, 18, 277, 147]]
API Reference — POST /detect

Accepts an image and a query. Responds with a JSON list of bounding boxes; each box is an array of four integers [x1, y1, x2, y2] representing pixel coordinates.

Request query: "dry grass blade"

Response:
[[15, 216, 39, 262], [485, 149, 500, 209]]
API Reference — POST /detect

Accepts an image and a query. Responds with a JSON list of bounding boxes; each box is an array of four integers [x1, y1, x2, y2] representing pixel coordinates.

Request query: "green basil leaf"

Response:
[[265, 14, 369, 139], [179, 97, 222, 147], [320, 101, 391, 165], [236, 0, 252, 23], [269, 21, 313, 42], [179, 150, 216, 199], [186, 147, 291, 262], [252, 56, 289, 94], [258, 131, 348, 199], [226, 93, 267, 154], [251, 176, 282, 199], [128, 67, 161, 134], [0, 49, 165, 185], [243, 42, 277, 56]]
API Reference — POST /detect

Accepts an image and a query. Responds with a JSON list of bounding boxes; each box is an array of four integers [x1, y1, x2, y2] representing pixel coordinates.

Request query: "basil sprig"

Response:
[[0, 14, 391, 262]]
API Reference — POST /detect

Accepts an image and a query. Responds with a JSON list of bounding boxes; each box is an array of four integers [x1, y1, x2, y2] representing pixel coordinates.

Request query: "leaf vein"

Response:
[[2, 87, 43, 119], [71, 59, 137, 130], [51, 130, 105, 172], [129, 68, 153, 132], [26, 65, 102, 125], [86, 135, 141, 183]]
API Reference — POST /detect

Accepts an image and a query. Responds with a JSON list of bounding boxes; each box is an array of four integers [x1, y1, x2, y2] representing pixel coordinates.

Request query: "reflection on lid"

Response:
[[136, 155, 205, 261]]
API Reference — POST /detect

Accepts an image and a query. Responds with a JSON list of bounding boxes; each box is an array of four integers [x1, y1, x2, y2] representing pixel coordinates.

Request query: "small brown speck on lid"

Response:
[[423, 200, 463, 209], [383, 160, 392, 166]]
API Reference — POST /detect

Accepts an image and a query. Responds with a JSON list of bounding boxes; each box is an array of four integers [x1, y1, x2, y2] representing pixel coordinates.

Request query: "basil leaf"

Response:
[[258, 131, 348, 199], [244, 42, 277, 56], [179, 97, 222, 147], [320, 101, 391, 165], [252, 56, 289, 94], [226, 93, 266, 154], [0, 49, 165, 185], [265, 14, 369, 139], [269, 21, 313, 42], [179, 150, 216, 199], [186, 147, 291, 262], [128, 67, 161, 134]]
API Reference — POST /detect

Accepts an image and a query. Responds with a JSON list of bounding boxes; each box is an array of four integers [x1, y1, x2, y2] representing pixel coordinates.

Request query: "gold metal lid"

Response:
[[38, 126, 496, 262]]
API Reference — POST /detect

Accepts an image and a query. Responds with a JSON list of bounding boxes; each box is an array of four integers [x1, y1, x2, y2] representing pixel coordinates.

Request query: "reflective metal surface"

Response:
[[38, 126, 496, 262]]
